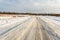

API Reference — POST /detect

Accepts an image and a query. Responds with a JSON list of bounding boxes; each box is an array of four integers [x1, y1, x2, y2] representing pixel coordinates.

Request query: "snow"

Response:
[[39, 16, 60, 40], [0, 16, 31, 35]]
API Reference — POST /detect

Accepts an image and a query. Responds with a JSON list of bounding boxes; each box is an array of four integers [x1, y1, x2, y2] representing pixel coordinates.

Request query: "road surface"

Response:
[[0, 16, 60, 40]]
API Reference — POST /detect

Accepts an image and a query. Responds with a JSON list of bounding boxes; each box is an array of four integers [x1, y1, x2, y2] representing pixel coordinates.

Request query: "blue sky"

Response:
[[0, 0, 60, 13]]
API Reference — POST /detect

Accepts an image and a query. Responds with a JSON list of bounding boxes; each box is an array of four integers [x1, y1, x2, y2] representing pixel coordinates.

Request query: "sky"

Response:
[[0, 0, 60, 13]]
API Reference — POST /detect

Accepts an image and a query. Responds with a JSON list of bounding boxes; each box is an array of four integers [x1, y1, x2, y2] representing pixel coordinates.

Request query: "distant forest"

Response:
[[0, 12, 60, 16]]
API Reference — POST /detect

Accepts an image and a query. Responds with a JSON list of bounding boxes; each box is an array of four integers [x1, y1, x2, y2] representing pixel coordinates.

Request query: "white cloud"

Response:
[[33, 2, 40, 6]]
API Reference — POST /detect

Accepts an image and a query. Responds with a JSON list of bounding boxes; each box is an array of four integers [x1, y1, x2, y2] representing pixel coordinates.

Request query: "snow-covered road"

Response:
[[0, 16, 60, 40]]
